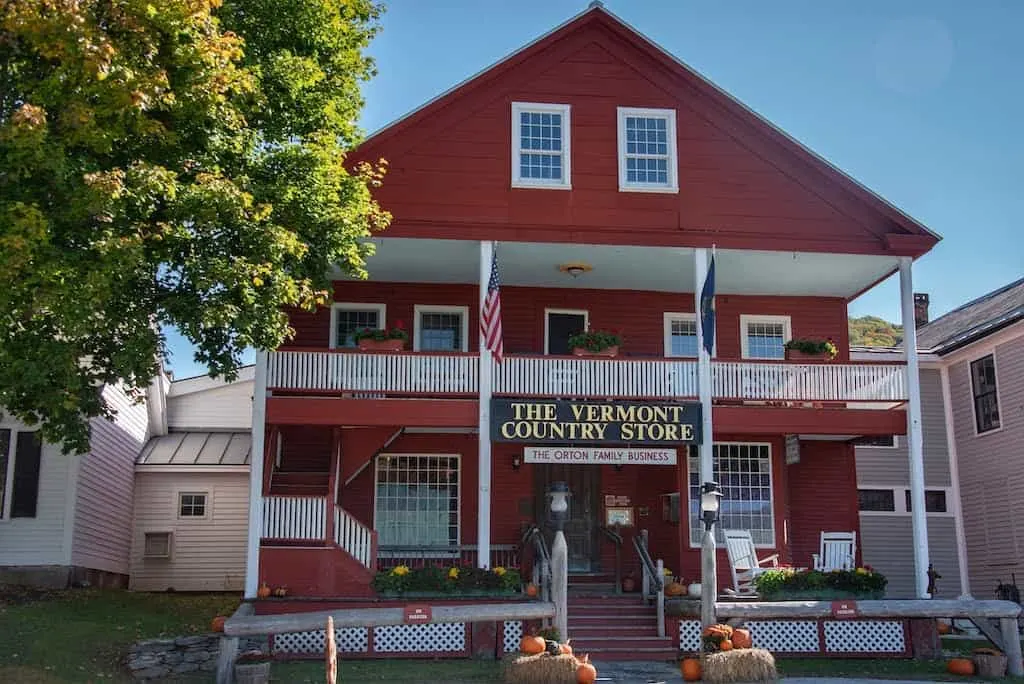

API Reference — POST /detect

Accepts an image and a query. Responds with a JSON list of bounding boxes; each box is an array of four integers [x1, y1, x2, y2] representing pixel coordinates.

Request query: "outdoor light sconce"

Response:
[[700, 481, 723, 532], [613, 464, 624, 472], [548, 481, 570, 531], [511, 455, 521, 471]]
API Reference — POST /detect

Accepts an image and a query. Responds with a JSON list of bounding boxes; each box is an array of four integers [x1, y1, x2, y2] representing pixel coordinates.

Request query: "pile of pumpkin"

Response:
[[680, 623, 757, 682], [507, 634, 596, 684]]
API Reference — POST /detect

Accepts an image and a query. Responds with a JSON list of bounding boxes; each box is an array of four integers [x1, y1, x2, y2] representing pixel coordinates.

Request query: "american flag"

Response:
[[481, 248, 504, 362]]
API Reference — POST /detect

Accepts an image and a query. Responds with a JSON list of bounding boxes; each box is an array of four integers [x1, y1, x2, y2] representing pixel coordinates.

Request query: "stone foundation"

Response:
[[126, 634, 224, 681]]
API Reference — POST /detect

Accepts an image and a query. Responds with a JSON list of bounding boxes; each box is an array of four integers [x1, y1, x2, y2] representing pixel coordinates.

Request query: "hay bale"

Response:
[[703, 648, 778, 684], [500, 652, 578, 684]]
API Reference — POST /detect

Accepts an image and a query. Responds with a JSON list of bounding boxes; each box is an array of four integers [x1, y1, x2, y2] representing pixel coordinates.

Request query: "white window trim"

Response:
[[739, 315, 793, 360], [511, 102, 572, 190], [663, 312, 716, 358], [686, 442, 776, 549], [544, 308, 589, 356], [413, 305, 470, 352], [852, 435, 899, 449], [617, 106, 678, 193], [177, 491, 210, 520], [329, 303, 387, 349], [856, 484, 955, 517], [143, 531, 174, 559], [968, 351, 1003, 437], [0, 429, 14, 522], [373, 453, 461, 548]]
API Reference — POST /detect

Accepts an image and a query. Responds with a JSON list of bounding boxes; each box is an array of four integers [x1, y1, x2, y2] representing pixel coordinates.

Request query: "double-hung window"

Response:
[[970, 354, 1001, 433], [330, 303, 386, 348], [375, 454, 460, 547], [740, 315, 791, 359], [511, 102, 571, 189], [617, 107, 678, 192], [414, 305, 469, 352], [663, 313, 699, 357]]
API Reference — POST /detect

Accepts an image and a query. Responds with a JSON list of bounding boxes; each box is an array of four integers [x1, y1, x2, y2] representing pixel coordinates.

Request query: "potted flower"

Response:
[[784, 338, 838, 361], [234, 649, 271, 683], [353, 320, 409, 352], [567, 328, 622, 357]]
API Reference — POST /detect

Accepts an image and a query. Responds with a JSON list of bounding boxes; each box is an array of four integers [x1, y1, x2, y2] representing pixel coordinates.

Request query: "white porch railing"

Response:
[[335, 506, 376, 569], [267, 350, 478, 394], [262, 496, 327, 541], [265, 350, 908, 402]]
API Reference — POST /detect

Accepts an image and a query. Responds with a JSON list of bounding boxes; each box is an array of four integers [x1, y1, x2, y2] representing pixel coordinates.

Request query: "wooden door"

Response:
[[546, 311, 587, 355], [535, 464, 601, 572]]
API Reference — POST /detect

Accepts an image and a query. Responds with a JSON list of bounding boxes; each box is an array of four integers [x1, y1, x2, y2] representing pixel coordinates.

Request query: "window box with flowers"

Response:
[[753, 566, 887, 600], [371, 564, 524, 598], [784, 338, 838, 361], [567, 329, 622, 357], [354, 321, 409, 352]]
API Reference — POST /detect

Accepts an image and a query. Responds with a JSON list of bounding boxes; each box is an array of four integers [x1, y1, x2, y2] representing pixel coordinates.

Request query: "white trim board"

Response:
[[544, 308, 589, 355], [329, 302, 387, 349]]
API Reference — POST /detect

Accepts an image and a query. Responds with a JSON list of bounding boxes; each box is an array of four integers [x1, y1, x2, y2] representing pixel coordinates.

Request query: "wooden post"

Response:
[[1001, 617, 1023, 676], [656, 558, 666, 638], [325, 616, 337, 684], [325, 428, 339, 544], [216, 603, 255, 684], [700, 526, 716, 632], [552, 530, 568, 640]]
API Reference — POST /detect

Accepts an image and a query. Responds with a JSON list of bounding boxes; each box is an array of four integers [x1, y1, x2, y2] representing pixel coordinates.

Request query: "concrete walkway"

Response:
[[591, 660, 953, 683]]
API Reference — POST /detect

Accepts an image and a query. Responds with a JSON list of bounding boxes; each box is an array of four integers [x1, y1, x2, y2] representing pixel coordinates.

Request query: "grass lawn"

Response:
[[272, 659, 500, 682], [0, 584, 238, 683]]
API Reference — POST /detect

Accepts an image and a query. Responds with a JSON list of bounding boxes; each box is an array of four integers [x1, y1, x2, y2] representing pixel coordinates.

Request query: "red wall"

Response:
[[286, 281, 850, 361]]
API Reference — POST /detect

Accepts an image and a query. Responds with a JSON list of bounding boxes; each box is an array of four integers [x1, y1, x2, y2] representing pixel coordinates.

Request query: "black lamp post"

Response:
[[699, 481, 723, 632]]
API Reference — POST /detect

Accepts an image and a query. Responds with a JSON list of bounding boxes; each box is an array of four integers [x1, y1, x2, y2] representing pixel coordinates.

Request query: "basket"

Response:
[[972, 650, 1007, 678]]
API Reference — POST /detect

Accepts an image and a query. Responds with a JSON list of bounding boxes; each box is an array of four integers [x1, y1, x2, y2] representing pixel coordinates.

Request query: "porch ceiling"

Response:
[[339, 238, 900, 299]]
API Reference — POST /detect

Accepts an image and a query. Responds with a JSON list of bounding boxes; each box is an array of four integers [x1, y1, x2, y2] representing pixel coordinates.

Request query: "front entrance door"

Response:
[[535, 464, 601, 572], [546, 310, 587, 355]]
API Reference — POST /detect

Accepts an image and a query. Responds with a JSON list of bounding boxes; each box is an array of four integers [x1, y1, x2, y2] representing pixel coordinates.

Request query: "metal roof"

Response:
[[137, 431, 251, 466], [916, 278, 1024, 354]]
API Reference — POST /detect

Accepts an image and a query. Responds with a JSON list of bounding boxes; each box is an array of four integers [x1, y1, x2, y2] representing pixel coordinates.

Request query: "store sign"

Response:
[[403, 604, 432, 624], [831, 600, 858, 619], [491, 399, 701, 445], [525, 446, 677, 465]]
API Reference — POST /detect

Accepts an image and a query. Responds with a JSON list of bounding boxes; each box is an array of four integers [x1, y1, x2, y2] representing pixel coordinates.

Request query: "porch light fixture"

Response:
[[512, 455, 521, 471], [548, 481, 570, 531], [700, 481, 723, 532], [558, 262, 593, 278]]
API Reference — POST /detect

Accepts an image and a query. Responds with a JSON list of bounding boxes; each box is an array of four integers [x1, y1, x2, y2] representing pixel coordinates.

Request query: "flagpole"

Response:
[[694, 246, 716, 630]]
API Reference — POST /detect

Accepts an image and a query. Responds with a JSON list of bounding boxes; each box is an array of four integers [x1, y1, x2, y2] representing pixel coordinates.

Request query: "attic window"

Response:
[[617, 107, 678, 193], [511, 102, 571, 189]]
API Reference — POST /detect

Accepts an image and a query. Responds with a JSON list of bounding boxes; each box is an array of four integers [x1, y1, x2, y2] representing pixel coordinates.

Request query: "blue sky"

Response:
[[163, 0, 1023, 378]]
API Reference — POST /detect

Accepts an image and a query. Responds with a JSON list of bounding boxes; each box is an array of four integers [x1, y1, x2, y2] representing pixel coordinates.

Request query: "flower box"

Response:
[[572, 345, 619, 357], [785, 348, 826, 361], [758, 588, 885, 601], [357, 337, 405, 352]]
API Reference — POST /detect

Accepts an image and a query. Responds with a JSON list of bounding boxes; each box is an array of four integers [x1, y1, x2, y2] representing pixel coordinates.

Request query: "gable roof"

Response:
[[358, 2, 940, 254], [917, 278, 1024, 354]]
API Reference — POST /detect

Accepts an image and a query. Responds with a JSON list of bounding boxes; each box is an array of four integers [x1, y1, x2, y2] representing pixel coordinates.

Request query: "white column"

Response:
[[899, 257, 930, 598], [477, 240, 494, 569], [693, 248, 714, 483], [940, 364, 972, 598], [244, 350, 269, 598]]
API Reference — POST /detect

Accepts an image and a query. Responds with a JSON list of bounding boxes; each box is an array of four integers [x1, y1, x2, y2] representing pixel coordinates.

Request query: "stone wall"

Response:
[[126, 634, 222, 681]]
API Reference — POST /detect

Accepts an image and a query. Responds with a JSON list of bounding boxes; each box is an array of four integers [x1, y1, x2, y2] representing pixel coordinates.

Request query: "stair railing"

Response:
[[522, 524, 552, 604], [633, 529, 665, 638], [597, 524, 624, 594]]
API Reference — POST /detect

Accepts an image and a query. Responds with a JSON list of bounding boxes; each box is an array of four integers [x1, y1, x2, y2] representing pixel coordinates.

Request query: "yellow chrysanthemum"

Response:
[[391, 565, 410, 576], [493, 566, 506, 576], [448, 567, 459, 579]]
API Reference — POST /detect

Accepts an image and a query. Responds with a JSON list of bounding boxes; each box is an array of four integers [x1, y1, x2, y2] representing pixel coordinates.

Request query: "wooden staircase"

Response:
[[269, 471, 329, 496], [567, 595, 675, 661]]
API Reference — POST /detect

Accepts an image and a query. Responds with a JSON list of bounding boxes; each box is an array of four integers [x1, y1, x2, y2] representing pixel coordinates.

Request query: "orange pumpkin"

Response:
[[256, 582, 271, 599], [520, 635, 546, 655], [947, 658, 975, 676], [559, 641, 573, 655], [576, 654, 597, 684], [210, 615, 226, 632], [525, 583, 539, 598], [720, 639, 734, 651], [731, 628, 753, 649], [937, 621, 952, 635], [703, 623, 733, 639], [665, 581, 685, 597], [681, 658, 702, 682]]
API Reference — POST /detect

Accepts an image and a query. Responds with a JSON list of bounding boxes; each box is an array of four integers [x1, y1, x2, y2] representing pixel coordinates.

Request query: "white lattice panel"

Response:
[[824, 620, 905, 653], [503, 621, 523, 654], [374, 623, 466, 653], [748, 620, 819, 653], [678, 619, 702, 651], [273, 627, 369, 655]]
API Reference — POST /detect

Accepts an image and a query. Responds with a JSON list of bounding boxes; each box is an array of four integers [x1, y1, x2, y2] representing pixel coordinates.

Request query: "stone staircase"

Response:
[[566, 595, 676, 661]]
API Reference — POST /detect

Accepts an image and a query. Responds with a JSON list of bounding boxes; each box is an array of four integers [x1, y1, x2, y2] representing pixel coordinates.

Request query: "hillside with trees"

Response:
[[849, 316, 903, 347]]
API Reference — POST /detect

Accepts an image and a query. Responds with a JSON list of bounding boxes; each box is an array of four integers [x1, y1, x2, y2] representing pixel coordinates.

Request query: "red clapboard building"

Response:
[[243, 3, 940, 656]]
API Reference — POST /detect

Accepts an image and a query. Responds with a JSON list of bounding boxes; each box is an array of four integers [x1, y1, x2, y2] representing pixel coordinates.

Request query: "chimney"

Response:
[[914, 293, 930, 327]]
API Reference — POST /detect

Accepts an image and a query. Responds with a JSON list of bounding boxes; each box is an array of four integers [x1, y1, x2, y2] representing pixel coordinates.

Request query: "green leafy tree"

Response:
[[848, 316, 903, 347], [0, 0, 390, 452]]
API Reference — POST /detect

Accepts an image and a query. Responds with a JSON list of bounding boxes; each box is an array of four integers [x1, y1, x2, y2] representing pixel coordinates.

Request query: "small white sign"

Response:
[[523, 446, 677, 466]]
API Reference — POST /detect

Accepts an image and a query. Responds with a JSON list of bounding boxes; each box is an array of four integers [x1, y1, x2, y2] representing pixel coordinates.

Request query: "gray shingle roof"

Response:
[[916, 278, 1024, 353], [137, 431, 251, 466]]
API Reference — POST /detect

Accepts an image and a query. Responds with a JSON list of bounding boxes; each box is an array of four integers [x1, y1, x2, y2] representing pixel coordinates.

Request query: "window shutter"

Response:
[[11, 431, 42, 518]]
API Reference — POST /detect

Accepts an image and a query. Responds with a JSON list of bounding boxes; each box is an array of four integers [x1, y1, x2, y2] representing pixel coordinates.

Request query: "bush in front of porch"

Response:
[[754, 566, 887, 600], [372, 564, 523, 597]]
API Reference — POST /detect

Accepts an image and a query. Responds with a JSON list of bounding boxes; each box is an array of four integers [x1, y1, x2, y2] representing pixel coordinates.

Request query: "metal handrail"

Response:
[[633, 530, 666, 637], [522, 525, 552, 604], [598, 525, 624, 594], [633, 534, 663, 591]]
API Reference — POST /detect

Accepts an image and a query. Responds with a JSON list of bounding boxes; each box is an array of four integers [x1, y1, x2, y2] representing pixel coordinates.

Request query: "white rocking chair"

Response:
[[723, 529, 779, 596], [813, 531, 856, 571]]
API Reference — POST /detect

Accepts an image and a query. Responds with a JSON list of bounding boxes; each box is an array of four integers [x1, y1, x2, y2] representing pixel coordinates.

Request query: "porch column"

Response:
[[899, 257, 930, 598], [477, 240, 494, 569], [940, 364, 972, 598], [244, 350, 269, 598]]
